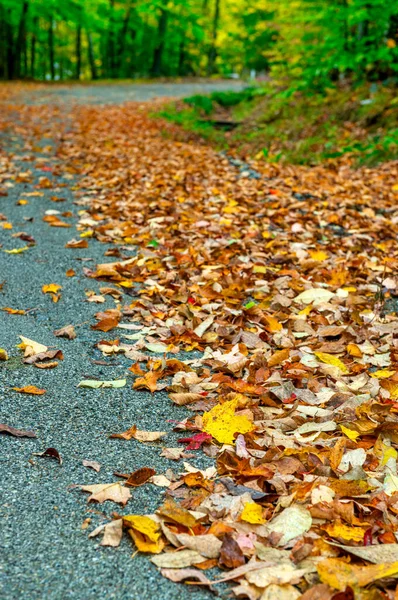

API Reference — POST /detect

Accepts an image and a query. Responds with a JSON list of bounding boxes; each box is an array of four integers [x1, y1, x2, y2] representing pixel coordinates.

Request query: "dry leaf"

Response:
[[80, 482, 131, 506]]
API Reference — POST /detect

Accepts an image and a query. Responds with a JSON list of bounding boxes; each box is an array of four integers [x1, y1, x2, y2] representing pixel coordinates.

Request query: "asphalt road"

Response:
[[0, 83, 237, 600]]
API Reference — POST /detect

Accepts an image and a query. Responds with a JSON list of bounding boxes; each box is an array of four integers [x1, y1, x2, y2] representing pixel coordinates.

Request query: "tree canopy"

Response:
[[1, 0, 398, 89]]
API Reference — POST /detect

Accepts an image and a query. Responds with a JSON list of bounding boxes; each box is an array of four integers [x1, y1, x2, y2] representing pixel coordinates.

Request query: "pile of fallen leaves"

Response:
[[3, 87, 398, 599]]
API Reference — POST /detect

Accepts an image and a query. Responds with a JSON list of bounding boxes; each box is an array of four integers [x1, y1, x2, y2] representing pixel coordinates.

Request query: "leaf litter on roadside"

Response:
[[3, 91, 398, 598]]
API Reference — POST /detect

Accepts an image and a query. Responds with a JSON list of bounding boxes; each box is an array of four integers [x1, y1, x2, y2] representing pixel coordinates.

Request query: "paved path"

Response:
[[21, 80, 246, 105], [0, 83, 240, 600]]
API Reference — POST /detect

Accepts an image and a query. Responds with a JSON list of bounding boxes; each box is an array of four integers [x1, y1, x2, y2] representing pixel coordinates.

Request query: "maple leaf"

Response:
[[178, 432, 212, 450], [80, 483, 131, 506]]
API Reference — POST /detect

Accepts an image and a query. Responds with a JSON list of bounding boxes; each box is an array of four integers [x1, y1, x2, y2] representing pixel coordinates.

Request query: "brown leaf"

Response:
[[0, 423, 36, 438], [268, 348, 290, 367], [23, 349, 64, 365], [65, 238, 89, 248], [219, 533, 245, 569], [53, 324, 76, 339], [133, 371, 161, 393], [169, 392, 204, 405], [125, 467, 156, 487], [34, 447, 62, 465]]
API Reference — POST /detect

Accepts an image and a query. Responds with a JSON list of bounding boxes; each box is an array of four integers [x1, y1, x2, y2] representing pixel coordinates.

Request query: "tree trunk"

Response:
[[116, 0, 133, 73], [107, 0, 116, 77], [30, 26, 37, 78], [207, 0, 220, 75], [151, 4, 168, 76], [86, 31, 98, 80], [14, 1, 29, 78], [6, 10, 14, 79], [75, 24, 82, 79], [48, 18, 55, 80]]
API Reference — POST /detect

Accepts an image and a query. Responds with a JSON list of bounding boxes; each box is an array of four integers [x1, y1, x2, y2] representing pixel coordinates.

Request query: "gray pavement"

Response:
[[0, 83, 239, 600], [18, 79, 246, 105]]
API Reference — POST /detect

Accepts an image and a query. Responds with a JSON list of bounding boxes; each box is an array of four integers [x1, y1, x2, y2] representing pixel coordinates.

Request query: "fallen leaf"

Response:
[[34, 447, 62, 465], [240, 502, 266, 524], [82, 459, 101, 472], [2, 307, 26, 315], [202, 398, 254, 444], [18, 336, 47, 357], [77, 379, 126, 389], [123, 514, 165, 553], [318, 557, 398, 590], [294, 288, 335, 305], [12, 385, 46, 395], [53, 325, 76, 339], [80, 482, 131, 506], [65, 238, 88, 248], [0, 423, 36, 437], [125, 467, 156, 487], [266, 505, 312, 546], [151, 550, 206, 568], [175, 533, 222, 558], [89, 519, 123, 547]]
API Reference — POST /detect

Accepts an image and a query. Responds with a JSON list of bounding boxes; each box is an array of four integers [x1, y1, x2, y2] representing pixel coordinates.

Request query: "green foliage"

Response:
[[161, 82, 398, 166]]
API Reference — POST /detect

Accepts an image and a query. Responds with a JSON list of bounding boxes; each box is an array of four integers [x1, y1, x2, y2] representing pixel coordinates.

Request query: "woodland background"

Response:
[[1, 0, 398, 87]]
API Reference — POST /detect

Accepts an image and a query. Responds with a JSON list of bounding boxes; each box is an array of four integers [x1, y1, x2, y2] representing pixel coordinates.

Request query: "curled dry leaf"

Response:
[[34, 447, 62, 465], [109, 425, 166, 442], [82, 459, 101, 472], [12, 385, 46, 395], [53, 325, 76, 339], [77, 379, 126, 389], [0, 423, 36, 438], [124, 467, 156, 487], [89, 519, 123, 547], [65, 238, 89, 249]]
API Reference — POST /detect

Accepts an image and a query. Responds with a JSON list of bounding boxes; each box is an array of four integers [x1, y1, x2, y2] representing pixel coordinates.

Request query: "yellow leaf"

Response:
[[309, 250, 328, 261], [17, 199, 28, 205], [240, 502, 266, 524], [80, 230, 94, 238], [381, 380, 398, 400], [12, 385, 46, 395], [2, 307, 26, 315], [340, 425, 360, 441], [42, 284, 62, 294], [0, 348, 8, 360], [347, 343, 362, 357], [253, 265, 267, 274], [264, 315, 282, 332], [4, 246, 29, 254], [123, 515, 164, 554], [17, 336, 48, 357], [202, 398, 254, 444], [314, 352, 348, 373], [371, 369, 396, 379], [382, 446, 398, 466], [318, 557, 398, 591], [323, 521, 366, 543], [2, 222, 12, 229], [392, 184, 398, 192]]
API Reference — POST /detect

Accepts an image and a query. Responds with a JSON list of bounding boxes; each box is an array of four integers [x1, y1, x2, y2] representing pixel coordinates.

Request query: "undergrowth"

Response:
[[157, 83, 398, 166]]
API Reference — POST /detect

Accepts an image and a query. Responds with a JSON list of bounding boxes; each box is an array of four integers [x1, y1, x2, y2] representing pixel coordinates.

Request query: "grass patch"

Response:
[[157, 83, 398, 166]]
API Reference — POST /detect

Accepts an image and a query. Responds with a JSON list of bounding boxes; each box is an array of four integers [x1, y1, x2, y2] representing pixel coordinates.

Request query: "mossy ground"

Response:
[[157, 82, 398, 166]]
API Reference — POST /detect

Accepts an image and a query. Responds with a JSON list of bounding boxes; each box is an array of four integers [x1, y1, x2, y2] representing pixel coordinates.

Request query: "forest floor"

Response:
[[1, 82, 398, 600]]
